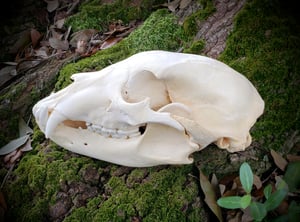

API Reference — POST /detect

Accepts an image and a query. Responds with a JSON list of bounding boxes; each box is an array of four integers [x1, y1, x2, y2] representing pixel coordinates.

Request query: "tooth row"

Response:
[[86, 123, 142, 139]]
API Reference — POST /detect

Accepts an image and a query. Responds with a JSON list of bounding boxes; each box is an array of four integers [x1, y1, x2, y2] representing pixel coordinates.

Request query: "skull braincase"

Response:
[[33, 50, 264, 167]]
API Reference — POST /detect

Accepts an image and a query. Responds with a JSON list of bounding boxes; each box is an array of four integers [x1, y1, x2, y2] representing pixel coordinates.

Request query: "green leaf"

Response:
[[283, 161, 300, 192], [199, 170, 223, 222], [275, 176, 289, 192], [264, 188, 288, 211], [239, 162, 253, 194], [0, 135, 30, 155], [217, 196, 243, 209], [263, 184, 272, 199], [288, 201, 300, 222], [240, 194, 251, 209], [250, 201, 267, 222]]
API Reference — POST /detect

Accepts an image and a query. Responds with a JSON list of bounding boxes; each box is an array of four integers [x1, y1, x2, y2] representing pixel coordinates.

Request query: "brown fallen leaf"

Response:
[[180, 0, 192, 9], [100, 37, 122, 50], [253, 174, 262, 190], [44, 0, 59, 13], [49, 37, 69, 50], [286, 154, 300, 162], [270, 149, 288, 171], [31, 28, 42, 48], [166, 0, 181, 12], [199, 169, 223, 222], [70, 29, 98, 48]]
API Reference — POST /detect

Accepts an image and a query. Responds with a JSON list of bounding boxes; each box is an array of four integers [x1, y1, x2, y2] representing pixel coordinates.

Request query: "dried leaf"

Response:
[[253, 174, 262, 190], [55, 18, 65, 29], [180, 0, 192, 9], [34, 46, 50, 58], [20, 138, 33, 152], [7, 150, 23, 165], [0, 118, 33, 155], [44, 0, 59, 12], [219, 184, 226, 196], [49, 37, 69, 50], [70, 29, 98, 48], [75, 40, 87, 54], [211, 173, 220, 196], [167, 0, 181, 12], [286, 154, 300, 162], [30, 29, 42, 48], [19, 118, 33, 136], [0, 135, 30, 155], [270, 149, 288, 171], [100, 37, 122, 50], [200, 169, 223, 222]]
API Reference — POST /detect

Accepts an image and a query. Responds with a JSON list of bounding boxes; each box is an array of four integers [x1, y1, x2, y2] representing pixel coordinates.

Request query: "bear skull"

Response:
[[32, 50, 264, 167]]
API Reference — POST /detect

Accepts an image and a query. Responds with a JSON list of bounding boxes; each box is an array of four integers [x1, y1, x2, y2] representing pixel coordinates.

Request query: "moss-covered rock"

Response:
[[219, 0, 300, 153], [183, 0, 215, 37], [3, 8, 206, 222], [65, 0, 166, 32]]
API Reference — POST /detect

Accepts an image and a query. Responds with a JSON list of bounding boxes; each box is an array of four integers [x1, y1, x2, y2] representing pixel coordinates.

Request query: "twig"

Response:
[[0, 163, 15, 190]]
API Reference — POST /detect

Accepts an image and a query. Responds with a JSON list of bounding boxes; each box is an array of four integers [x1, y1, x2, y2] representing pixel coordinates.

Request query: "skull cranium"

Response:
[[33, 50, 264, 167]]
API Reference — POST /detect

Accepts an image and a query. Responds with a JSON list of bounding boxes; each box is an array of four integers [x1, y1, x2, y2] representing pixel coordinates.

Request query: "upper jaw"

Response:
[[33, 103, 148, 140]]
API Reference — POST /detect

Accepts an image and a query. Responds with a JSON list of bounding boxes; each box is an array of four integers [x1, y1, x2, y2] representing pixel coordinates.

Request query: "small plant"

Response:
[[217, 162, 289, 221]]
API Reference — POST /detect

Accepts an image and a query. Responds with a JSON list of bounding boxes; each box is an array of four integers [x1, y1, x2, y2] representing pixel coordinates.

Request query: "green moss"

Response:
[[183, 0, 215, 37], [65, 0, 165, 32], [219, 0, 300, 152], [6, 0, 299, 220], [55, 41, 130, 90], [127, 9, 188, 53], [184, 39, 205, 54], [88, 166, 201, 221], [56, 9, 188, 90], [4, 143, 97, 221]]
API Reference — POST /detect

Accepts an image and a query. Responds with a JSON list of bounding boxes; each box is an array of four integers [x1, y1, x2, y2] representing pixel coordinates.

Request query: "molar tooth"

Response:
[[117, 128, 139, 135], [102, 127, 117, 134], [128, 132, 141, 138]]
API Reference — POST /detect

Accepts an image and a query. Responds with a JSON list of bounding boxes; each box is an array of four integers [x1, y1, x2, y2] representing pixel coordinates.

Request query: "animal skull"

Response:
[[33, 50, 264, 167]]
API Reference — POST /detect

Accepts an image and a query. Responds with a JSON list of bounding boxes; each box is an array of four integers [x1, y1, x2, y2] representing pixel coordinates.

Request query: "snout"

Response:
[[32, 102, 49, 133]]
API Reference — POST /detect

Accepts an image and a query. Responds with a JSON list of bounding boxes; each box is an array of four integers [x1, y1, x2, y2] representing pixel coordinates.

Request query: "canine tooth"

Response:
[[45, 110, 66, 138]]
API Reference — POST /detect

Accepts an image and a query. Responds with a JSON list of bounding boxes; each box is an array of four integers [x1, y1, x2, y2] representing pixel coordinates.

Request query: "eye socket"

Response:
[[121, 71, 171, 110]]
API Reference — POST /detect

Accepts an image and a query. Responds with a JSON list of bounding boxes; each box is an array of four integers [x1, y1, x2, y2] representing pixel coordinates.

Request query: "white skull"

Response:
[[32, 50, 264, 167]]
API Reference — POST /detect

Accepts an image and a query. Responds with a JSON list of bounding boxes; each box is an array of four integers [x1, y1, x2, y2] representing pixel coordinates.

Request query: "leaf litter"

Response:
[[0, 0, 140, 90], [199, 148, 300, 221]]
